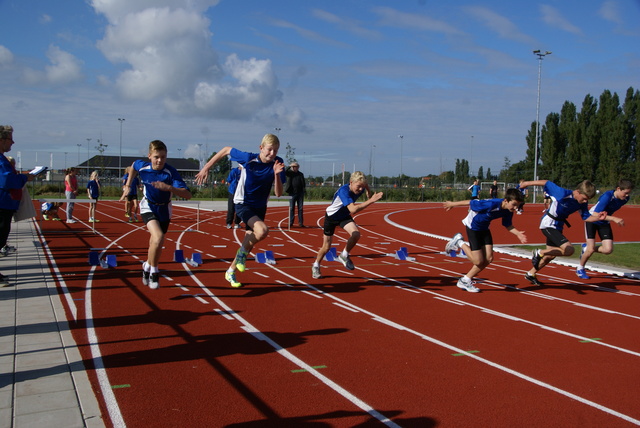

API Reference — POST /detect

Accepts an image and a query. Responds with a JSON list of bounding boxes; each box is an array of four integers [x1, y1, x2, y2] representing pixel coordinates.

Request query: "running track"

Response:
[[35, 201, 640, 427]]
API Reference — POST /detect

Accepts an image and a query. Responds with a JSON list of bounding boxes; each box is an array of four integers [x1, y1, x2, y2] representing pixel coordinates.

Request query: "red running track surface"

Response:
[[35, 201, 640, 427]]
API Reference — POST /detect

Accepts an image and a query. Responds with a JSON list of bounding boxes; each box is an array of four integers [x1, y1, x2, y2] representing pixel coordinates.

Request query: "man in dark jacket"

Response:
[[285, 161, 306, 228]]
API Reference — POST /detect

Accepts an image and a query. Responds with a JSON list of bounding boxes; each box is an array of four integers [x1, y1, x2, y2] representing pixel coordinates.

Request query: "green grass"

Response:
[[514, 243, 640, 270]]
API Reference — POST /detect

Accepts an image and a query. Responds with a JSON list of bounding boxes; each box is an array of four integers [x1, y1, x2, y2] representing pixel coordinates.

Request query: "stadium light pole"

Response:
[[398, 135, 403, 186], [118, 118, 125, 177], [76, 144, 81, 168], [533, 50, 551, 202], [86, 138, 91, 177]]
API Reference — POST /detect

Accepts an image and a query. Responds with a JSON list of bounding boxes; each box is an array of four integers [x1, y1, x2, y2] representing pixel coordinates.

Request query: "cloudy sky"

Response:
[[1, 0, 638, 179]]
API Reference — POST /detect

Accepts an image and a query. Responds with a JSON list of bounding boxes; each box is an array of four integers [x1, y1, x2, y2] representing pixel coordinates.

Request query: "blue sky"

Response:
[[1, 0, 638, 180]]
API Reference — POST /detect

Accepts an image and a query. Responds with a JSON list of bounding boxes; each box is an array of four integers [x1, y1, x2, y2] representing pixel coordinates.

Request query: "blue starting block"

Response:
[[255, 251, 276, 265], [324, 247, 338, 261], [185, 252, 203, 267], [174, 249, 185, 263], [386, 247, 415, 261], [88, 251, 100, 266], [106, 255, 117, 267]]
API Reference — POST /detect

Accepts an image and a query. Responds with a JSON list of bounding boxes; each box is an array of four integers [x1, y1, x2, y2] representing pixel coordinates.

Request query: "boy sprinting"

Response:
[[194, 134, 286, 288], [443, 188, 527, 293], [519, 179, 605, 286], [120, 140, 192, 289], [577, 179, 633, 279], [311, 171, 383, 279]]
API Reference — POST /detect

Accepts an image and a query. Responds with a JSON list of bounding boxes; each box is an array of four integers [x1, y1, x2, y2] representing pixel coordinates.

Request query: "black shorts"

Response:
[[585, 222, 613, 241], [141, 211, 170, 234], [126, 194, 138, 202], [541, 228, 569, 247], [323, 215, 354, 237], [466, 226, 493, 251], [235, 204, 267, 230]]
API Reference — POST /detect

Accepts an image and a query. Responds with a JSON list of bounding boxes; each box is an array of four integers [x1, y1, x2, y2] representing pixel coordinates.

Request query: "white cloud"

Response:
[[0, 45, 14, 66], [92, 0, 294, 123], [540, 4, 583, 36], [21, 45, 83, 85], [463, 6, 536, 45], [373, 6, 465, 36], [44, 45, 84, 84]]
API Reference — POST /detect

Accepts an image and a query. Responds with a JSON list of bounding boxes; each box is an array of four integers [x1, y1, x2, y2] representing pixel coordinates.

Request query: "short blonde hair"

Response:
[[260, 133, 280, 149], [576, 180, 596, 199], [350, 171, 367, 184]]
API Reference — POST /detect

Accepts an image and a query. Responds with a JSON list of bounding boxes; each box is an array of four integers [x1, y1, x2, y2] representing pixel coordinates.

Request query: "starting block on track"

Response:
[[255, 250, 276, 265], [88, 251, 100, 266], [324, 247, 338, 262], [386, 247, 415, 261], [174, 250, 185, 263], [446, 248, 466, 258], [185, 252, 203, 267]]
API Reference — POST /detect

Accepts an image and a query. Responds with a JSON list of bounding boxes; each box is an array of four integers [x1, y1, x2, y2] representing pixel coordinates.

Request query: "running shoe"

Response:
[[149, 273, 160, 290], [225, 271, 242, 288], [43, 214, 49, 220], [142, 269, 150, 286], [576, 268, 590, 280], [445, 233, 464, 253], [235, 248, 248, 272], [0, 276, 9, 287], [531, 249, 541, 270], [66, 219, 77, 224], [456, 277, 480, 293], [312, 265, 322, 279], [524, 273, 543, 286], [2, 245, 16, 254], [226, 224, 232, 229], [338, 253, 355, 270]]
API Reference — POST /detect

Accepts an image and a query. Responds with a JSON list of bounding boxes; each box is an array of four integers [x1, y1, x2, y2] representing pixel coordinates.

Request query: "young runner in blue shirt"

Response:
[[86, 170, 100, 223], [519, 179, 605, 286], [443, 188, 526, 292], [195, 134, 286, 288], [311, 171, 383, 279], [121, 140, 192, 290], [577, 179, 633, 279]]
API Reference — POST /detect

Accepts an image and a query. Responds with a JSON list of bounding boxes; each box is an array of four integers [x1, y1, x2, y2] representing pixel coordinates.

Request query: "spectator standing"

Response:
[[285, 161, 306, 227]]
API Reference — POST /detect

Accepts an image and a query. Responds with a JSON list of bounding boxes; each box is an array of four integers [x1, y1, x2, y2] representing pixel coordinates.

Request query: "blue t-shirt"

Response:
[[589, 190, 629, 226], [132, 160, 188, 221], [469, 184, 480, 198], [0, 154, 28, 211], [540, 181, 590, 231], [462, 198, 514, 231], [229, 148, 286, 207], [325, 183, 364, 221], [226, 167, 242, 195], [87, 180, 100, 199], [122, 173, 139, 196]]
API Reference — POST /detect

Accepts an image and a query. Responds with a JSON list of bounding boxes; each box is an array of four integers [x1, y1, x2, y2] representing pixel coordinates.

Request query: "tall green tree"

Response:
[[559, 101, 580, 186], [622, 87, 640, 184], [539, 112, 563, 183], [595, 90, 625, 186], [576, 94, 599, 182]]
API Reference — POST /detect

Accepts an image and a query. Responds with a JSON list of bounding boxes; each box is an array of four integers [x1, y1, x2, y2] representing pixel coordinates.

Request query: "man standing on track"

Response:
[[121, 140, 192, 290]]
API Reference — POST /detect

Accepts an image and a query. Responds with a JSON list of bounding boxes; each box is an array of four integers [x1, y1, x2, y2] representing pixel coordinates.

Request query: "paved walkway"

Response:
[[0, 219, 104, 428]]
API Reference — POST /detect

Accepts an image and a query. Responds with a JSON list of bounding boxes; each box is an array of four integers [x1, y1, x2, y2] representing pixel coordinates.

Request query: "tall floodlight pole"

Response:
[[86, 138, 91, 176], [533, 50, 551, 203], [398, 135, 403, 186], [118, 118, 125, 177], [76, 144, 81, 168]]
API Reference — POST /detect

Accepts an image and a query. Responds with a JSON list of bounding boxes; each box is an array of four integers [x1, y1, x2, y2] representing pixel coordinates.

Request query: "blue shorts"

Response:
[[235, 204, 267, 230]]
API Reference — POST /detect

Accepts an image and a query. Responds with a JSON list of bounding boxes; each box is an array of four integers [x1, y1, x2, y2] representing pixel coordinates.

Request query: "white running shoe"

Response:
[[456, 277, 480, 293], [312, 265, 322, 279], [445, 233, 464, 253]]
